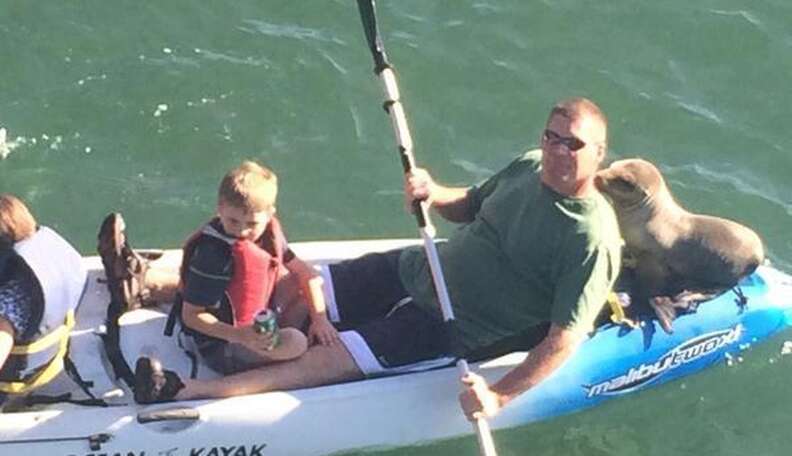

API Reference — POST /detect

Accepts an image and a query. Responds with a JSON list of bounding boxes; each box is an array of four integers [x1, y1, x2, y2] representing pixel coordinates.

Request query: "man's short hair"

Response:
[[0, 193, 37, 247], [548, 97, 608, 146], [218, 161, 278, 213]]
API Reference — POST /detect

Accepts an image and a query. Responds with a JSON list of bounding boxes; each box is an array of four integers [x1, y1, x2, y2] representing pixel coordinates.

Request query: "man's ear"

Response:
[[596, 143, 607, 163]]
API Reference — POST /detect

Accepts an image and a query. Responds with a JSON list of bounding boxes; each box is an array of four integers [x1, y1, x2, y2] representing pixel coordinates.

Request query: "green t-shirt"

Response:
[[398, 149, 622, 354]]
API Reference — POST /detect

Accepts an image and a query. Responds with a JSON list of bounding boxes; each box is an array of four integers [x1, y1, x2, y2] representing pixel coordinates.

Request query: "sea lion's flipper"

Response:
[[649, 297, 676, 334], [649, 293, 705, 334]]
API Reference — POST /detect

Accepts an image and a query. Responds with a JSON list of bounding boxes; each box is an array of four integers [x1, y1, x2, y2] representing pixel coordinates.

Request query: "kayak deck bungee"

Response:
[[0, 239, 790, 456]]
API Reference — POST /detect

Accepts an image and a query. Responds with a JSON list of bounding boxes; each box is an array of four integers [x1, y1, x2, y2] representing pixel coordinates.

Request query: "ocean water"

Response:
[[1, 1, 791, 454]]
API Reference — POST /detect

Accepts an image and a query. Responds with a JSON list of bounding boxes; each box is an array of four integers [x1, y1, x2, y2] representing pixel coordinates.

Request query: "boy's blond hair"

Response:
[[218, 161, 278, 212], [0, 193, 37, 247]]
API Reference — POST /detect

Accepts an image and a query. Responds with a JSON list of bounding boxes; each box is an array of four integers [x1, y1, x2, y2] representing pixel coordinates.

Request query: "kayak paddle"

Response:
[[354, 2, 498, 455]]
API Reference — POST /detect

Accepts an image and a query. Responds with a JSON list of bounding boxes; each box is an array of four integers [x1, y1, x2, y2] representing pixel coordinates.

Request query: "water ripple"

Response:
[[319, 51, 347, 75], [664, 163, 792, 217], [0, 130, 96, 160], [169, 56, 201, 68], [349, 106, 362, 142], [0, 128, 12, 159], [472, 2, 502, 14], [667, 59, 688, 84], [665, 93, 723, 124], [399, 13, 428, 24], [145, 55, 200, 68], [709, 9, 764, 29], [197, 49, 272, 67], [492, 59, 518, 71], [238, 19, 345, 46], [451, 159, 494, 181], [391, 31, 419, 49]]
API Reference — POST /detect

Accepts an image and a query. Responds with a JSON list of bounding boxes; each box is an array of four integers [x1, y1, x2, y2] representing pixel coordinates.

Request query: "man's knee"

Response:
[[302, 343, 364, 385]]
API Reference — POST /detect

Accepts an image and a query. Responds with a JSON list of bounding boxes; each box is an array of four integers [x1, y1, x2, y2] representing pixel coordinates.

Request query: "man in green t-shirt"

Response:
[[134, 98, 622, 422], [399, 97, 621, 419]]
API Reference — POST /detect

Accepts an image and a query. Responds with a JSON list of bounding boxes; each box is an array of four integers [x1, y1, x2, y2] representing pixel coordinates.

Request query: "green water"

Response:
[[2, 1, 791, 454]]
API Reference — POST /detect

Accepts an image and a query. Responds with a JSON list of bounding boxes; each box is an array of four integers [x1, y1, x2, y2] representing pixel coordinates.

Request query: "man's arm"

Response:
[[404, 168, 473, 223], [459, 324, 584, 419]]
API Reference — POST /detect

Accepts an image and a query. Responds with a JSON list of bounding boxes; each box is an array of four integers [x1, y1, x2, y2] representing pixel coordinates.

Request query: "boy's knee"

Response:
[[275, 327, 308, 360]]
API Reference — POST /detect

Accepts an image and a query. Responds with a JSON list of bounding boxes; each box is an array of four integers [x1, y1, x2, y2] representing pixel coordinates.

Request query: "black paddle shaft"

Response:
[[356, 0, 429, 229], [356, 0, 390, 73]]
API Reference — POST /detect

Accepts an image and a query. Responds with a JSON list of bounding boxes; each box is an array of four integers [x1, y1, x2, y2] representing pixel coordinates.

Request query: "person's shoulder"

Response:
[[492, 149, 542, 181], [510, 149, 543, 170], [580, 193, 622, 250], [555, 191, 617, 240], [189, 229, 232, 271], [191, 218, 235, 247], [21, 225, 77, 251]]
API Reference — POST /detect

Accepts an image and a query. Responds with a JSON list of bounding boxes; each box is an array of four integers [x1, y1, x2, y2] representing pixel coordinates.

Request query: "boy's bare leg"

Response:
[[233, 327, 308, 364], [143, 267, 180, 303], [175, 342, 363, 400]]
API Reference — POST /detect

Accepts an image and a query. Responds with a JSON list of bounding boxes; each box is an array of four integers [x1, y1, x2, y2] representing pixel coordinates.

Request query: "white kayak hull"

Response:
[[1, 238, 791, 456]]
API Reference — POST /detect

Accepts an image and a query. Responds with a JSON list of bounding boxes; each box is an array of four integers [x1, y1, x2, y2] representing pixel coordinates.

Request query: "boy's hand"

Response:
[[234, 325, 278, 352], [308, 315, 340, 346]]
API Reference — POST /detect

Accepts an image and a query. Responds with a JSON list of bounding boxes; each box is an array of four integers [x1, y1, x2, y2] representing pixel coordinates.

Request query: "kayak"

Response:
[[1, 238, 791, 456]]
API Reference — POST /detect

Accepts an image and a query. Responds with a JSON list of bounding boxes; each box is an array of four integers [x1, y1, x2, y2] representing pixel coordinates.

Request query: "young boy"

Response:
[[99, 161, 338, 399]]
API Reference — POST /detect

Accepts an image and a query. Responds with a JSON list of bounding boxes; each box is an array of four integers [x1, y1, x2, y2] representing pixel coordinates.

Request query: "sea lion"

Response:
[[594, 158, 765, 332]]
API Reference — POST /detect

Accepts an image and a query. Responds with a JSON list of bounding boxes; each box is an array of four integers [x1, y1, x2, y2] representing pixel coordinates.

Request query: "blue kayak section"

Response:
[[499, 265, 792, 425]]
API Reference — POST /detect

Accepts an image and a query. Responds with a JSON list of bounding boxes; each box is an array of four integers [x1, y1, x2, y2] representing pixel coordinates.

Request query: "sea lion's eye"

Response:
[[611, 177, 635, 192]]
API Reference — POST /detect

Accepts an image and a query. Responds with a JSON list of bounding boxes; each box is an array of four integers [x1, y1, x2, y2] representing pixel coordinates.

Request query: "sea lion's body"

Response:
[[595, 159, 764, 300]]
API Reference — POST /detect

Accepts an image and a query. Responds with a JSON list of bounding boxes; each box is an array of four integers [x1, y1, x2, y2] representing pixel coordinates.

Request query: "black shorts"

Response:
[[327, 249, 454, 375], [195, 338, 272, 375]]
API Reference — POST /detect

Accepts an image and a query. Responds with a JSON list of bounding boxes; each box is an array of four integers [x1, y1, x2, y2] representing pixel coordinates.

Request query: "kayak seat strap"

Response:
[[733, 286, 748, 310], [101, 297, 136, 389], [164, 294, 199, 379]]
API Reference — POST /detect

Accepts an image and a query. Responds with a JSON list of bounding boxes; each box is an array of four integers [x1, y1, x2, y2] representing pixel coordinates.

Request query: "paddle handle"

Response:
[[457, 359, 499, 456]]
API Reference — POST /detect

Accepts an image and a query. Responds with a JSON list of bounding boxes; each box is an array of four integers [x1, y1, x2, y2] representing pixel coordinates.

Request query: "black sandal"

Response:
[[134, 357, 185, 404], [97, 213, 150, 311]]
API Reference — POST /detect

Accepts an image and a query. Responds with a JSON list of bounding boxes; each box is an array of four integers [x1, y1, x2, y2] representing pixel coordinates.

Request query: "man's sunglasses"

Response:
[[542, 129, 586, 152]]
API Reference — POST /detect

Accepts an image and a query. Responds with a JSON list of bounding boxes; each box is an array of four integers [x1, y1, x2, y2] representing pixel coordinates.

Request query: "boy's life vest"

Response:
[[178, 217, 288, 329], [0, 227, 87, 394]]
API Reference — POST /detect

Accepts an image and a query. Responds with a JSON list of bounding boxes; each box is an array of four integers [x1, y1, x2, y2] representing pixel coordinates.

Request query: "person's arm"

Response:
[[404, 168, 473, 223], [458, 324, 584, 419], [0, 317, 15, 371], [283, 256, 338, 346], [181, 301, 276, 353]]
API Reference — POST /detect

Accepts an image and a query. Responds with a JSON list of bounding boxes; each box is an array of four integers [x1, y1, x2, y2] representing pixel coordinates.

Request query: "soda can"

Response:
[[254, 309, 280, 349]]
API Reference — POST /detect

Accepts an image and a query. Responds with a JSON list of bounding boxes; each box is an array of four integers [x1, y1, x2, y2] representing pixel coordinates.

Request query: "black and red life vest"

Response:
[[180, 217, 287, 327]]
